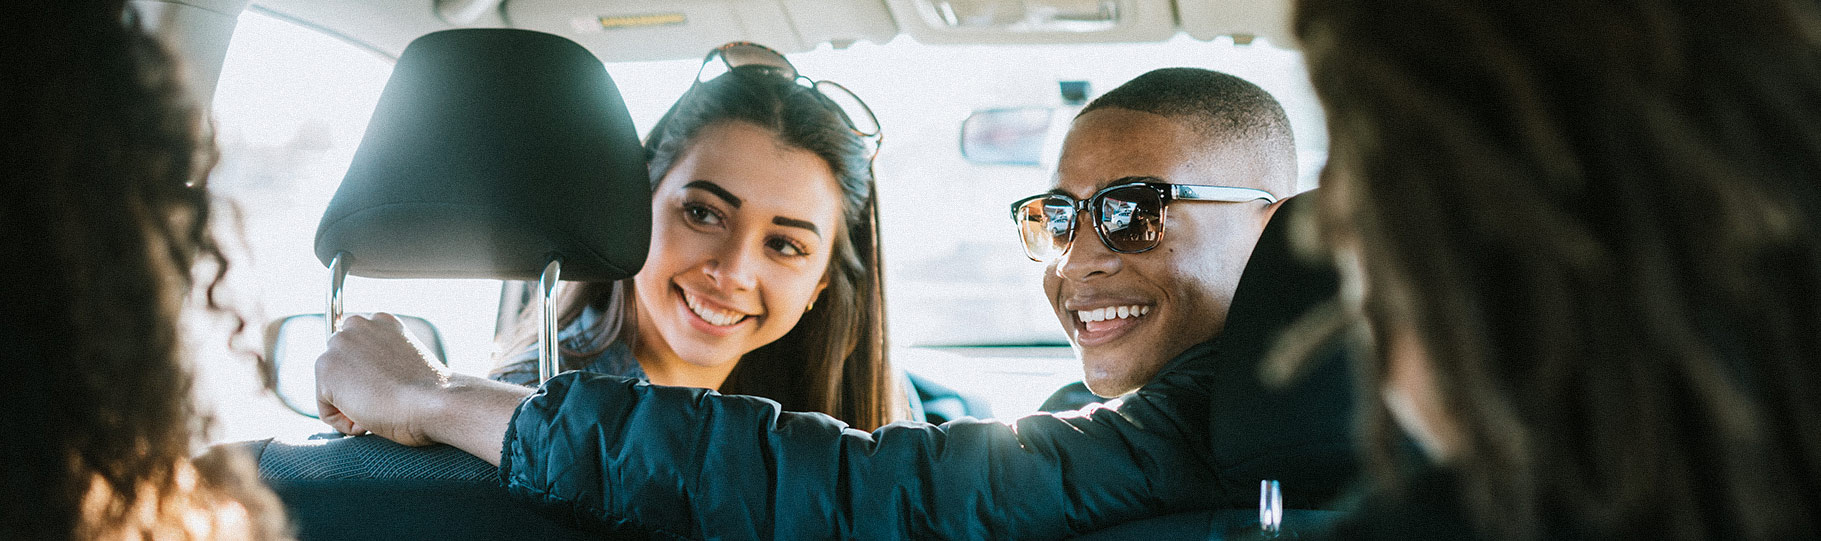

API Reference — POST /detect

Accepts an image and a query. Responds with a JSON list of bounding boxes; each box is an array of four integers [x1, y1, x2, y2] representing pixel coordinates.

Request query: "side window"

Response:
[[202, 12, 503, 442]]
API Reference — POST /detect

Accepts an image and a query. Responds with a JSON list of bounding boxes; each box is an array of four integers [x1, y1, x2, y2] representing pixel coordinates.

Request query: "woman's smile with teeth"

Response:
[[684, 290, 749, 327], [1076, 305, 1151, 323]]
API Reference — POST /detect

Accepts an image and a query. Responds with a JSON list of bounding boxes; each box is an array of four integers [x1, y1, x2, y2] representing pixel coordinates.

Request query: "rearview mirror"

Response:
[[265, 313, 447, 419], [960, 107, 1058, 166]]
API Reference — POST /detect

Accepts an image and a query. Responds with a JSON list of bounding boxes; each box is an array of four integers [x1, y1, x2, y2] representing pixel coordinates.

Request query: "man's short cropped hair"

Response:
[[1082, 68, 1296, 190]]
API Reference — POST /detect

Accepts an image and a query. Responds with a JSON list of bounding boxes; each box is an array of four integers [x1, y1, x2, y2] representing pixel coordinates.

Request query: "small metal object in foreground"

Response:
[[537, 257, 563, 383], [1260, 479, 1283, 537], [326, 251, 349, 339]]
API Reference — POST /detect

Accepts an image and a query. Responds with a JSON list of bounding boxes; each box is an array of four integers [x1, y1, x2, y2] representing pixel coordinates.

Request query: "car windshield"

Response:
[[199, 10, 1325, 443]]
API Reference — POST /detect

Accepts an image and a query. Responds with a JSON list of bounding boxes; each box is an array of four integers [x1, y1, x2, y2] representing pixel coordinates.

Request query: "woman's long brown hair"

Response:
[[1, 2, 285, 538], [1297, 0, 1821, 538], [493, 70, 900, 431]]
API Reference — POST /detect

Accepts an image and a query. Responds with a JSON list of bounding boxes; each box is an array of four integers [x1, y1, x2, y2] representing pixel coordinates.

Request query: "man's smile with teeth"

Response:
[[1076, 305, 1152, 323], [684, 290, 750, 327]]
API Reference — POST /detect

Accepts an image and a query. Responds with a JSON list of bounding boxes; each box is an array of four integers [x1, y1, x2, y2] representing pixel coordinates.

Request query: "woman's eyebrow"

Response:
[[773, 216, 821, 238], [684, 180, 742, 208]]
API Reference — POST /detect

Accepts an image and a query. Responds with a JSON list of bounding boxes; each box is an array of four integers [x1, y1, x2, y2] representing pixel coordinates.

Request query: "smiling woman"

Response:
[[487, 47, 903, 431], [631, 123, 845, 387]]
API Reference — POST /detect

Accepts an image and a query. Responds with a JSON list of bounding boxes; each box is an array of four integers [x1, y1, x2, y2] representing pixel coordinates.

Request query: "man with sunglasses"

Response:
[[316, 66, 1355, 538], [1017, 67, 1296, 401], [1015, 69, 1355, 524]]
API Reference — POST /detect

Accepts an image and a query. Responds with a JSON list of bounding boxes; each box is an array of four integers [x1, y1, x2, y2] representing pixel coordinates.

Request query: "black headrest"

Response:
[[1220, 192, 1338, 342], [1202, 190, 1360, 509], [315, 29, 650, 281]]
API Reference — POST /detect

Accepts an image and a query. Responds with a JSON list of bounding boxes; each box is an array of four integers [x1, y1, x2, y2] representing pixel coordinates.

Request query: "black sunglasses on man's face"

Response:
[[1010, 178, 1278, 262]]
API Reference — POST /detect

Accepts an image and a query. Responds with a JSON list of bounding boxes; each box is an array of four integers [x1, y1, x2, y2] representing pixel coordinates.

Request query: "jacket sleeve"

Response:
[[498, 347, 1224, 539]]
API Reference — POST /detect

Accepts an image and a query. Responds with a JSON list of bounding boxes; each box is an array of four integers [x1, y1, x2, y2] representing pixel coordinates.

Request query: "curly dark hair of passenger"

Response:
[[494, 68, 898, 431], [1295, 0, 1821, 538], [1, 1, 282, 538], [1081, 67, 1297, 190]]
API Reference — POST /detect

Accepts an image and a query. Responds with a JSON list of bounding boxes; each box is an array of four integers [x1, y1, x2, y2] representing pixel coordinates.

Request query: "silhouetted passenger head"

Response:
[[1298, 0, 1821, 537], [1, 1, 283, 537]]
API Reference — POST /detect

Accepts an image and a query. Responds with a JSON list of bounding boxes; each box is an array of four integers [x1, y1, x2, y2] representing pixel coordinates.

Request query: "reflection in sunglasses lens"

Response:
[[1016, 197, 1074, 261], [1100, 186, 1162, 252]]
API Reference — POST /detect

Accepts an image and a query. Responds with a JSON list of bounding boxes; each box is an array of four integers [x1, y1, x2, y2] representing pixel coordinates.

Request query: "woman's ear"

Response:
[[807, 278, 829, 313]]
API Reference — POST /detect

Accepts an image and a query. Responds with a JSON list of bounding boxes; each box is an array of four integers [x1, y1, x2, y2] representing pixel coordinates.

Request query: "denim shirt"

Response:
[[492, 304, 645, 386]]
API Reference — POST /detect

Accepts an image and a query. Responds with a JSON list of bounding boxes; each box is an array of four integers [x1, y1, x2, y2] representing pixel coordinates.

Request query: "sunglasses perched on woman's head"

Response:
[[1010, 178, 1279, 262], [694, 42, 881, 148]]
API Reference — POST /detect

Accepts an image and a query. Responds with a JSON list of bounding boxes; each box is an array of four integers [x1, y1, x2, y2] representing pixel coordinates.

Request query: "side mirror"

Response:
[[265, 313, 448, 419], [959, 107, 1059, 166]]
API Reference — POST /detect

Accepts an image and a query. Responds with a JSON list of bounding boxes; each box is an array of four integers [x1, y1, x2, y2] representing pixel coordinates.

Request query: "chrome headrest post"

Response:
[[1259, 479, 1283, 537], [537, 257, 564, 383], [327, 251, 350, 340]]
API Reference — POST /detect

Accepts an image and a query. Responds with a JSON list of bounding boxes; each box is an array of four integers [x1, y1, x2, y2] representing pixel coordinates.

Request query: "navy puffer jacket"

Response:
[[500, 343, 1224, 539], [495, 193, 1356, 539]]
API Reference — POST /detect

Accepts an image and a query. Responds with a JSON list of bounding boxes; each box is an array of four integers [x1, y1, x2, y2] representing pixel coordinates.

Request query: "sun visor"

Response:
[[1176, 0, 1295, 48], [504, 0, 898, 60], [883, 0, 1175, 45], [315, 28, 650, 282]]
